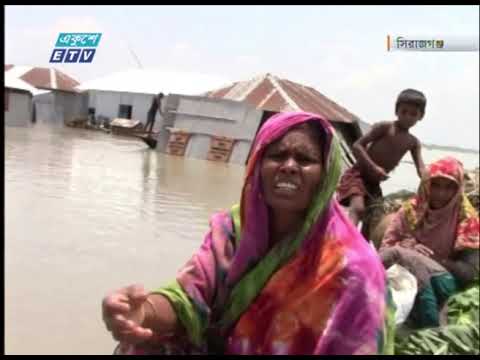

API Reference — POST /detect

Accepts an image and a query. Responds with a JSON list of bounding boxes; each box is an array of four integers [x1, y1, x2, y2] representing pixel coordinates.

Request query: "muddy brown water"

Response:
[[5, 124, 244, 354]]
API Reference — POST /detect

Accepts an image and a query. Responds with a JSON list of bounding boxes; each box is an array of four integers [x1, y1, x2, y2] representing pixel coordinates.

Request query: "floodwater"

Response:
[[5, 123, 478, 354], [5, 124, 244, 355]]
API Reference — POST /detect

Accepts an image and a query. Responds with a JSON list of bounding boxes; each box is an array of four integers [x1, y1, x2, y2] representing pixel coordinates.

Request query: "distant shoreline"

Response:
[[422, 143, 479, 154], [358, 123, 478, 154]]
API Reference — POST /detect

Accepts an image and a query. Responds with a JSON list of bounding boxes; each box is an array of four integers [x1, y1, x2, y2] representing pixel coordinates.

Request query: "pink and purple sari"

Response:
[[117, 111, 392, 355]]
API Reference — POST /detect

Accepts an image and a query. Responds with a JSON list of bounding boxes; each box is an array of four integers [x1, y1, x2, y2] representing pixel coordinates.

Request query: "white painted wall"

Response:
[[184, 134, 211, 160], [4, 90, 33, 127], [33, 91, 87, 127], [56, 92, 88, 124], [165, 95, 264, 164], [230, 140, 253, 165], [174, 97, 262, 140], [34, 92, 60, 126], [169, 95, 263, 164], [87, 90, 164, 131]]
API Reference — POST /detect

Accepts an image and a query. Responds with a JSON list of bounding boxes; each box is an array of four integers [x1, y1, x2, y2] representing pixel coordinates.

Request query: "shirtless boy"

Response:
[[337, 89, 427, 233]]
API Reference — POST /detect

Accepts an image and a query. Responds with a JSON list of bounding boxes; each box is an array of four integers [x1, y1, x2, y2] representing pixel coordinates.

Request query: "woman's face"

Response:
[[428, 177, 458, 209], [260, 125, 323, 214]]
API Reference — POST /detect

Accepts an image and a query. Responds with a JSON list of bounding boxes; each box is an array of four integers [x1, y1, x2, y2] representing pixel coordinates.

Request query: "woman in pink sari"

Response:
[[379, 157, 479, 328], [102, 111, 392, 355]]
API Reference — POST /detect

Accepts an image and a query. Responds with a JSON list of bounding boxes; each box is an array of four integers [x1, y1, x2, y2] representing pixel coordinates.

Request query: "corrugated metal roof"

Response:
[[206, 73, 361, 124], [76, 68, 231, 96], [4, 71, 50, 96], [5, 64, 80, 92]]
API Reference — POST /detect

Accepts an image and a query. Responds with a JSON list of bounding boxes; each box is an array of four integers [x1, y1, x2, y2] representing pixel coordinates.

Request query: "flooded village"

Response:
[[5, 66, 367, 168], [5, 3, 480, 356], [5, 64, 479, 355], [5, 64, 478, 209]]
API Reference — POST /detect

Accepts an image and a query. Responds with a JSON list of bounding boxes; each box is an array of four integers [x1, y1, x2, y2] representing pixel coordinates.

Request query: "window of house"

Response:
[[118, 104, 132, 119]]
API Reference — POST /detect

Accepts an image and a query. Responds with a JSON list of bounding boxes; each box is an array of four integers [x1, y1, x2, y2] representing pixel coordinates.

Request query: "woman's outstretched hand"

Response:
[[102, 284, 154, 345]]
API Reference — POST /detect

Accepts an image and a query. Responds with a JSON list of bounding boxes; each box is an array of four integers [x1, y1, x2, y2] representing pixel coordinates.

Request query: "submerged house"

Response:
[[4, 73, 44, 126], [207, 73, 365, 165], [4, 65, 83, 126], [159, 93, 267, 163], [75, 68, 231, 131], [163, 73, 366, 167]]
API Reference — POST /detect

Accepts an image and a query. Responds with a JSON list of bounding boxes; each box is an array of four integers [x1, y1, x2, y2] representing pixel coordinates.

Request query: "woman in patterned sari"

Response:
[[102, 111, 391, 355], [379, 157, 479, 328]]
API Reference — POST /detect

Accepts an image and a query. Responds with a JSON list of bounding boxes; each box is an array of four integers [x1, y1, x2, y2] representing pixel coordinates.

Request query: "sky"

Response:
[[5, 5, 480, 150]]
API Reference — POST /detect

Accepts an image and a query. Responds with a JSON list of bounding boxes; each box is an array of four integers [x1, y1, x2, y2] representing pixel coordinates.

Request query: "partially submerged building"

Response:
[[5, 64, 366, 170], [162, 73, 366, 167], [159, 93, 267, 164], [4, 73, 40, 126], [5, 65, 83, 126], [75, 68, 231, 132]]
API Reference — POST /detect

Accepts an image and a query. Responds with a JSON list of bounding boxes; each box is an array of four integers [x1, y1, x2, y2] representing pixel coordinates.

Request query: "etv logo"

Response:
[[49, 32, 101, 64], [50, 48, 96, 63]]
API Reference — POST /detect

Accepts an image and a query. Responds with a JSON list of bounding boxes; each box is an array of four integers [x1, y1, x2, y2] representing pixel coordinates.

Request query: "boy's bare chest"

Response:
[[376, 127, 413, 152], [367, 130, 414, 169]]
